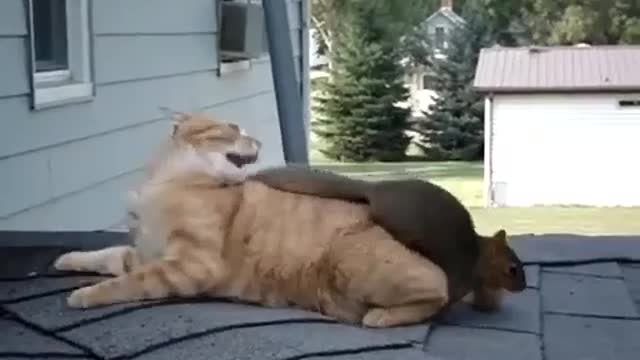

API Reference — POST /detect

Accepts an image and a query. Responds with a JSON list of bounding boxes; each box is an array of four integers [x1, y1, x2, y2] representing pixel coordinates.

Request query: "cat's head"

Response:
[[476, 229, 527, 293], [167, 110, 262, 169]]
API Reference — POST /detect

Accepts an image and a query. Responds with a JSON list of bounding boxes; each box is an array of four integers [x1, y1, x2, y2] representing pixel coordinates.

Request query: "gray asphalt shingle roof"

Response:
[[473, 45, 640, 93], [2, 231, 640, 360]]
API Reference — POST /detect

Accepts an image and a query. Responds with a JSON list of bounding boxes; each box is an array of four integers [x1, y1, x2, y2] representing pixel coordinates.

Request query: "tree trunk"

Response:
[[311, 14, 335, 70]]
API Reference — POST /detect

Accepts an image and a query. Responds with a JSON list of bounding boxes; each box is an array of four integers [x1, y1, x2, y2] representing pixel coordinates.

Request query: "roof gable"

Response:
[[474, 45, 640, 93], [424, 8, 466, 29]]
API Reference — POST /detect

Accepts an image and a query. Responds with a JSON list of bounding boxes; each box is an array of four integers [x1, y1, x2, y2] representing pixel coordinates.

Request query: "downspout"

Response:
[[300, 0, 311, 142], [24, 0, 36, 109], [483, 93, 494, 207], [263, 0, 310, 165]]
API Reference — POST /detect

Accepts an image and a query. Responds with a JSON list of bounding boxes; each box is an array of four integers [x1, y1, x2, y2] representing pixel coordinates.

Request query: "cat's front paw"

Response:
[[66, 287, 96, 309], [362, 308, 394, 328], [53, 252, 83, 272]]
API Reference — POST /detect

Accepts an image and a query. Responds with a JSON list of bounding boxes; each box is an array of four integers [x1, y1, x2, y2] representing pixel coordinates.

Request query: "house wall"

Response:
[[488, 93, 640, 207], [0, 0, 307, 231], [423, 12, 456, 41], [406, 12, 457, 117]]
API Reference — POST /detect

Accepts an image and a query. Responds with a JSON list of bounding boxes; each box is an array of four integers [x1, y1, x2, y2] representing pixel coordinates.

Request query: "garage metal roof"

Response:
[[473, 45, 640, 93]]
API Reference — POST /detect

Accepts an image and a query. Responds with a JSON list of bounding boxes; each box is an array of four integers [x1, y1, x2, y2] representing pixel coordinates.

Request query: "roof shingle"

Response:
[[2, 232, 640, 360]]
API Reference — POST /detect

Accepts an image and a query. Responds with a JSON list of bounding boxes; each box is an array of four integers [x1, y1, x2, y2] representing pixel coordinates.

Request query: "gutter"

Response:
[[474, 86, 640, 94], [263, 0, 310, 165]]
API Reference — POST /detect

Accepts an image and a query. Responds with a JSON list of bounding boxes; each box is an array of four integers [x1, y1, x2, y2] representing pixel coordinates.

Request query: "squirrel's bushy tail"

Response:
[[250, 165, 370, 202]]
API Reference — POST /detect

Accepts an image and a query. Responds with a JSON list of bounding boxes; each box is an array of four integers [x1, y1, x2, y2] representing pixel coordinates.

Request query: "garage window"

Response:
[[619, 99, 640, 107]]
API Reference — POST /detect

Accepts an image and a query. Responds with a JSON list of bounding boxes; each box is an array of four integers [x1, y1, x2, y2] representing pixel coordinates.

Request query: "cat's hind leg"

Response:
[[54, 246, 140, 276], [360, 266, 449, 328], [361, 269, 448, 328], [337, 227, 449, 328], [65, 243, 228, 308], [362, 302, 444, 328]]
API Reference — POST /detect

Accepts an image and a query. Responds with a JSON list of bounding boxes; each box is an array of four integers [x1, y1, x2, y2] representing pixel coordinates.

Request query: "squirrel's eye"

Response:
[[508, 263, 518, 276]]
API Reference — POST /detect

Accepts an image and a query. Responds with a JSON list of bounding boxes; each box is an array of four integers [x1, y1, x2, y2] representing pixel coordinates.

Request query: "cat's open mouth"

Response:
[[226, 152, 258, 168]]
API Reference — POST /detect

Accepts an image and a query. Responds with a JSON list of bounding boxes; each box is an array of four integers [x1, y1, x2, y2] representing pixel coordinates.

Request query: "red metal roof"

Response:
[[473, 45, 640, 93]]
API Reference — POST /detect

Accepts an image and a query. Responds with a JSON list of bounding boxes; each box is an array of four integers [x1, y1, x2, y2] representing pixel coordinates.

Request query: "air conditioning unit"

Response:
[[219, 2, 268, 60]]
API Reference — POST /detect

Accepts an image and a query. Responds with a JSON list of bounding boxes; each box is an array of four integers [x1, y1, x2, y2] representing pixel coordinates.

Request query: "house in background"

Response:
[[0, 0, 309, 232], [405, 0, 466, 118], [305, 0, 466, 119], [475, 45, 640, 207]]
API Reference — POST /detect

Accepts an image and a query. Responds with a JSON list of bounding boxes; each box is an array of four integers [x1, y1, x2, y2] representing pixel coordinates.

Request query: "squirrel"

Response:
[[249, 165, 527, 311]]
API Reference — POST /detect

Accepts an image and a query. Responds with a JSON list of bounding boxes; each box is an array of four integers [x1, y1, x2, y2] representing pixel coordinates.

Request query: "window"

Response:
[[28, 0, 93, 109], [619, 99, 640, 107], [422, 74, 429, 90], [435, 26, 445, 49], [33, 0, 68, 72]]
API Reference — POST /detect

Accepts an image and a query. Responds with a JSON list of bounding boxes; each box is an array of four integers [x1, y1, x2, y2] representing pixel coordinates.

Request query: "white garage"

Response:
[[474, 45, 640, 207]]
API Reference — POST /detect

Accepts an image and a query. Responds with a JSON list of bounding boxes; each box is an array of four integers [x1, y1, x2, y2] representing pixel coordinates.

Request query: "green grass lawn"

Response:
[[312, 161, 640, 236]]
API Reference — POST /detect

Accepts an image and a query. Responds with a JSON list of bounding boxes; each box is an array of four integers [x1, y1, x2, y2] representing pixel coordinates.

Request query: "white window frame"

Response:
[[219, 59, 252, 75], [28, 0, 93, 110]]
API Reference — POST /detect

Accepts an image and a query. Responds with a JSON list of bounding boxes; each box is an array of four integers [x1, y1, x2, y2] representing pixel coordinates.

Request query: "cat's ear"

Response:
[[158, 106, 189, 136], [127, 190, 140, 203], [158, 106, 189, 119]]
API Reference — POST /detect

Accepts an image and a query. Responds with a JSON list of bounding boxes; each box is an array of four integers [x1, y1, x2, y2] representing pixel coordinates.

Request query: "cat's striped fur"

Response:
[[54, 112, 449, 328]]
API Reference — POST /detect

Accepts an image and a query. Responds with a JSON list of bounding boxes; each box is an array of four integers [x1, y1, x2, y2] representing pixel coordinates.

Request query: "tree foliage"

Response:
[[313, 0, 640, 63], [312, 6, 412, 162], [522, 0, 640, 45], [310, 0, 439, 66]]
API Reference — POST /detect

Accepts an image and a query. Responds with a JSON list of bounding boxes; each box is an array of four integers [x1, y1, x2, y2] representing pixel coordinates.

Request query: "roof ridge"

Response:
[[425, 7, 467, 27], [482, 45, 640, 52]]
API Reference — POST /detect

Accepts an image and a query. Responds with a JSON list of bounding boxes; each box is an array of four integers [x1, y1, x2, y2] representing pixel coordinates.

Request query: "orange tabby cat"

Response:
[[54, 112, 453, 328]]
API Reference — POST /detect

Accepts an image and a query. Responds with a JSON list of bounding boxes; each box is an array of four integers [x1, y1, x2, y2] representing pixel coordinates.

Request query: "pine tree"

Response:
[[312, 7, 411, 162], [416, 8, 493, 161]]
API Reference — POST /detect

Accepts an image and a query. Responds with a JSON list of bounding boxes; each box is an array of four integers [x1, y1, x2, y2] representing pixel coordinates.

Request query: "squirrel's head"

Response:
[[476, 229, 527, 293]]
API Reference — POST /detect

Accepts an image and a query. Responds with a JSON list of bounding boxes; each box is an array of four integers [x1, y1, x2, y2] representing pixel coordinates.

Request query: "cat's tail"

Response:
[[250, 165, 372, 203]]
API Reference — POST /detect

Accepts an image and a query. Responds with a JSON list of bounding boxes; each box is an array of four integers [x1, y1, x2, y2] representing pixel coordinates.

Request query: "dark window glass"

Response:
[[33, 0, 68, 72], [435, 27, 445, 49], [619, 100, 640, 107]]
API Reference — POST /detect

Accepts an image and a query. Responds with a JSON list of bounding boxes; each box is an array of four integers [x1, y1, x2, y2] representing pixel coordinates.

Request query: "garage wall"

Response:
[[0, 0, 307, 232], [489, 93, 640, 207]]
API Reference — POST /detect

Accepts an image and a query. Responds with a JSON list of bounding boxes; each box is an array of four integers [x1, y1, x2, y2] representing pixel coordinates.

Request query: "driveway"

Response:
[[1, 231, 640, 360]]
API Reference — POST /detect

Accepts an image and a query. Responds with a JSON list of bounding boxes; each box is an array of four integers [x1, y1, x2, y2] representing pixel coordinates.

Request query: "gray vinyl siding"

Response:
[[0, 0, 307, 231]]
